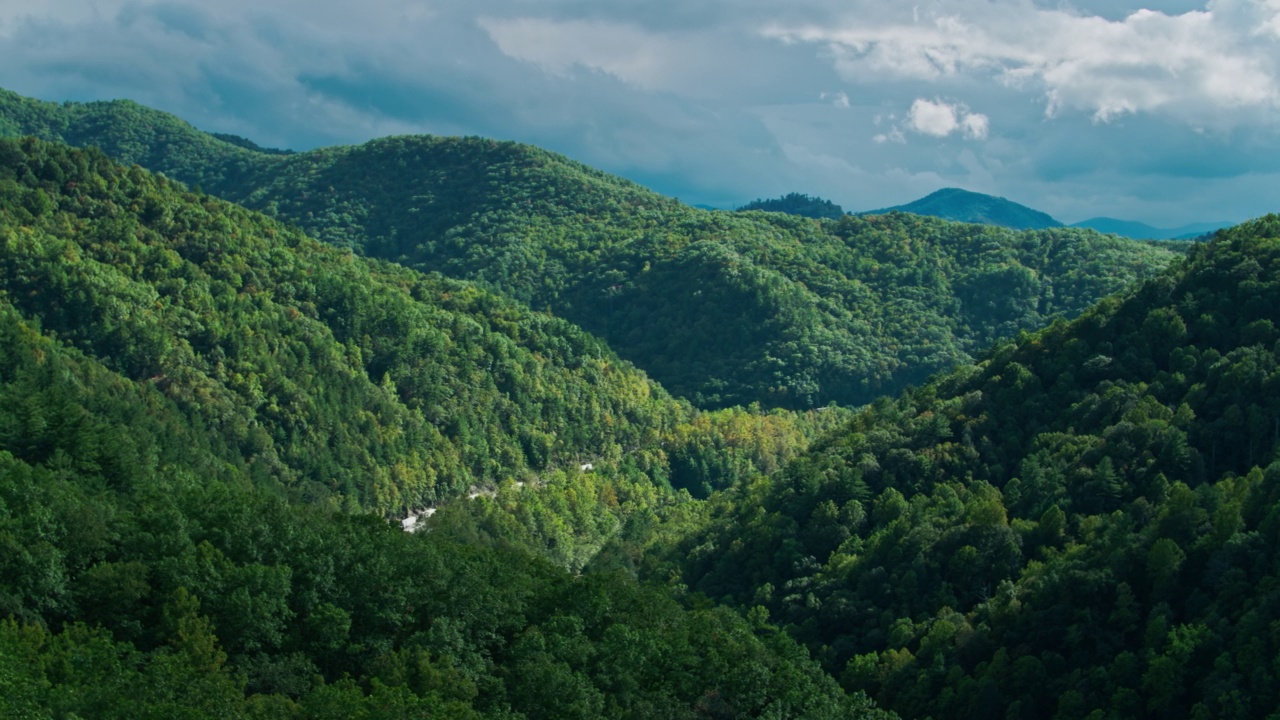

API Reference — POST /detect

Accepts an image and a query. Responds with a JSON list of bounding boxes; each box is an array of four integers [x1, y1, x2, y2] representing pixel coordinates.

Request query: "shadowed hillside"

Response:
[[676, 216, 1280, 719]]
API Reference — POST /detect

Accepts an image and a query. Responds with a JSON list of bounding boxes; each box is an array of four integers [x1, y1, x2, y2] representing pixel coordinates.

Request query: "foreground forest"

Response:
[[0, 88, 1177, 410], [0, 137, 895, 718], [674, 217, 1280, 718]]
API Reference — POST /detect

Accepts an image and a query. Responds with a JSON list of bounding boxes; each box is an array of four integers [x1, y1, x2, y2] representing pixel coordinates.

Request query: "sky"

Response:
[[1, 0, 1278, 226]]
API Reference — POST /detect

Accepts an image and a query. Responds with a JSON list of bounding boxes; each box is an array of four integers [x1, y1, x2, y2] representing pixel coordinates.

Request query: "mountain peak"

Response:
[[866, 187, 1064, 230]]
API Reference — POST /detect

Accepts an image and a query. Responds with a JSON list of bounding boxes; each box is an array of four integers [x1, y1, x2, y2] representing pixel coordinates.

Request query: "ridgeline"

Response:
[[0, 88, 1176, 410]]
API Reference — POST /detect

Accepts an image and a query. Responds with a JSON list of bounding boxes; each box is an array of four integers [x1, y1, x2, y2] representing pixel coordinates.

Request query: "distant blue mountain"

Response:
[[1070, 217, 1231, 240], [864, 188, 1062, 231], [860, 188, 1227, 240]]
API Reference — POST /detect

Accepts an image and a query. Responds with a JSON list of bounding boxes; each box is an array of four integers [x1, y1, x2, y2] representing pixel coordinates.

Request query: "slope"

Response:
[[866, 188, 1063, 230], [0, 88, 1175, 410], [677, 216, 1280, 719], [0, 287, 889, 719], [0, 135, 710, 514]]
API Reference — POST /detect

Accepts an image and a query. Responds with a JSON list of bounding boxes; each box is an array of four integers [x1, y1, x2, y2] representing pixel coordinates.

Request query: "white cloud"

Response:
[[820, 90, 851, 107], [903, 98, 989, 139], [1, 0, 1277, 225], [960, 112, 989, 139], [764, 0, 1280, 128], [873, 128, 906, 144], [908, 98, 959, 136]]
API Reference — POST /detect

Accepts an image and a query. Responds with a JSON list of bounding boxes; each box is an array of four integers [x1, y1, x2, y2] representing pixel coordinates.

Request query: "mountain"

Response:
[[3, 88, 1277, 720], [1071, 217, 1231, 241], [2, 135, 869, 556], [737, 192, 847, 219], [0, 136, 708, 517], [0, 135, 895, 719], [0, 88, 1178, 411], [865, 188, 1064, 230], [673, 216, 1280, 718]]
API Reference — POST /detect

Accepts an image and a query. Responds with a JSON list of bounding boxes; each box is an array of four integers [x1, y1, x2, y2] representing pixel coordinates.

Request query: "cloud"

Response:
[[906, 97, 989, 139], [960, 112, 989, 139], [477, 13, 838, 104], [479, 17, 678, 90], [871, 98, 989, 142], [764, 0, 1280, 128], [0, 0, 1276, 226], [820, 91, 850, 108], [907, 99, 960, 137]]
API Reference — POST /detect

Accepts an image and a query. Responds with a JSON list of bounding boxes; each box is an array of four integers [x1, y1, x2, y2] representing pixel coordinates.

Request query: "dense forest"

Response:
[[0, 88, 1177, 410], [0, 306, 881, 719], [0, 136, 897, 718], [4, 87, 1278, 719], [673, 217, 1280, 718], [0, 136, 854, 527], [0, 135, 695, 515], [737, 193, 847, 220]]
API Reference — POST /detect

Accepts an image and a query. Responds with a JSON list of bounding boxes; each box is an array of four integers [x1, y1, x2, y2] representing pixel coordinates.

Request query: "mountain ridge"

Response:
[[0, 87, 1179, 411], [737, 192, 846, 219], [863, 187, 1063, 230], [1070, 216, 1230, 240], [0, 136, 690, 515], [857, 186, 1228, 241]]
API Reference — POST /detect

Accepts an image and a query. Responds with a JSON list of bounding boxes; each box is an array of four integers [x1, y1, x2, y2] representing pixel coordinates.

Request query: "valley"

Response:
[[0, 85, 1276, 719]]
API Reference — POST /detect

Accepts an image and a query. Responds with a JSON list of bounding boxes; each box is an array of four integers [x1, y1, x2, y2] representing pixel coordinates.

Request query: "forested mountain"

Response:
[[0, 284, 879, 720], [0, 136, 896, 718], [0, 131, 859, 549], [674, 217, 1280, 718], [867, 188, 1064, 231], [4, 88, 1280, 720], [0, 88, 1177, 410], [0, 136, 699, 516], [737, 193, 846, 219], [1071, 217, 1230, 241]]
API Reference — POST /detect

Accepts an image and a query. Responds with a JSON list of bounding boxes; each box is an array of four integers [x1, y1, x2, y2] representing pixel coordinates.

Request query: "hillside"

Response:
[[866, 188, 1063, 230], [5, 91, 1278, 720], [0, 301, 878, 718], [674, 217, 1280, 718], [0, 134, 861, 555], [0, 135, 899, 718], [0, 117, 896, 563], [0, 136, 712, 516], [0, 88, 1177, 410]]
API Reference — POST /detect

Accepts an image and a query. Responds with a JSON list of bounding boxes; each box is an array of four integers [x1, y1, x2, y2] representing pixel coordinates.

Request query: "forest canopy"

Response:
[[0, 88, 1176, 410], [3, 87, 1278, 720], [673, 216, 1280, 719], [0, 135, 893, 719], [738, 193, 847, 220]]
